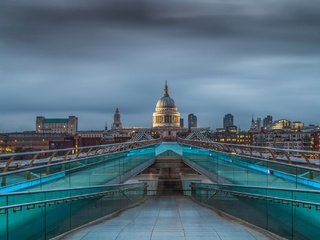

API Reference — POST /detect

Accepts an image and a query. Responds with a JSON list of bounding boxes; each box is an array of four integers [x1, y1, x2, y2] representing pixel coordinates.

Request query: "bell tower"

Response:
[[112, 108, 122, 130]]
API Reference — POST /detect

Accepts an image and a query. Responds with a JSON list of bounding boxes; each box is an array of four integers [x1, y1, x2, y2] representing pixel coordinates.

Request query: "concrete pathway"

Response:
[[64, 196, 275, 240]]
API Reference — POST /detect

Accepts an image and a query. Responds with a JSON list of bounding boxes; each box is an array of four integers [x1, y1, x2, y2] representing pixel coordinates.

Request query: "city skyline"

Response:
[[1, 0, 320, 132], [1, 107, 318, 133], [0, 81, 319, 132]]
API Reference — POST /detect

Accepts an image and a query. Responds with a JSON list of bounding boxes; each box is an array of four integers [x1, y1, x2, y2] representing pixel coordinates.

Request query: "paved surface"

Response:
[[64, 196, 274, 240]]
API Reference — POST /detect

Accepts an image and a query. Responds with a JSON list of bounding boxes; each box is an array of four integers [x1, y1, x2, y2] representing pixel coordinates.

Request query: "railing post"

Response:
[[190, 183, 195, 197], [239, 146, 245, 155], [75, 149, 82, 159], [93, 148, 100, 156], [1, 176, 6, 187], [48, 151, 57, 165], [282, 151, 292, 164], [86, 148, 93, 157], [143, 182, 148, 196], [268, 149, 276, 160], [248, 147, 254, 156], [301, 153, 311, 167], [3, 156, 15, 173], [29, 153, 40, 167], [63, 150, 71, 161], [258, 149, 264, 158]]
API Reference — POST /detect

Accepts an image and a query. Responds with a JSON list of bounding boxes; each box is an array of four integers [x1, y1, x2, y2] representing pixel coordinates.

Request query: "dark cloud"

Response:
[[1, 0, 320, 131]]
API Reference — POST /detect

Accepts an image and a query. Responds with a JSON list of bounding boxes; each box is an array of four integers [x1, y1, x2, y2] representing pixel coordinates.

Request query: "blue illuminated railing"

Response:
[[191, 182, 320, 240], [0, 183, 146, 240], [0, 139, 161, 173], [181, 143, 320, 190], [179, 138, 320, 168], [0, 143, 158, 193]]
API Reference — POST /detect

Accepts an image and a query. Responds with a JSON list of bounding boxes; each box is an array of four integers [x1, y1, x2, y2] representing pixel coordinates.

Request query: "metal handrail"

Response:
[[192, 182, 320, 194], [191, 184, 320, 209], [200, 187, 319, 209], [0, 139, 161, 173], [0, 139, 160, 158], [179, 138, 320, 155], [0, 184, 146, 212], [0, 148, 123, 177], [0, 182, 144, 196], [179, 138, 320, 168]]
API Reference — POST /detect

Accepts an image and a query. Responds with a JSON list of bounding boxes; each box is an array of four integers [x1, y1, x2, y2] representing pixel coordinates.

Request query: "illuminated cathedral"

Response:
[[153, 81, 180, 128]]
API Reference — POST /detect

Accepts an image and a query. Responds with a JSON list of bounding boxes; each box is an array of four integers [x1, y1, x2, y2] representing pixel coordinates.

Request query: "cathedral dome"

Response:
[[156, 96, 176, 109], [155, 81, 177, 109], [153, 81, 180, 128]]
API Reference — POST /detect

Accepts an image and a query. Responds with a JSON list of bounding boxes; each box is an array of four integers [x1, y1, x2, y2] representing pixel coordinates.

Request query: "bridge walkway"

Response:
[[64, 196, 275, 240], [1, 141, 319, 239]]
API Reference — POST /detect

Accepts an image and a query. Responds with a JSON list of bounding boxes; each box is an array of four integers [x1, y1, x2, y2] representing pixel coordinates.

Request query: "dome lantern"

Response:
[[164, 80, 169, 97]]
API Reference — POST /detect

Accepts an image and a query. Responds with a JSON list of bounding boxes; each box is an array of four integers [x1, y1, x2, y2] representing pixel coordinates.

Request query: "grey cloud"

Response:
[[2, 1, 320, 46], [1, 0, 320, 131]]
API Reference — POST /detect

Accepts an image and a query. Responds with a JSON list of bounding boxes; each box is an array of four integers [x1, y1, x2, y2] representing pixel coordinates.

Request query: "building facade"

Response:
[[0, 134, 9, 153], [36, 116, 78, 135], [272, 119, 291, 130], [312, 131, 320, 151], [292, 121, 304, 131], [250, 116, 262, 132], [263, 115, 273, 130], [5, 132, 70, 151], [223, 114, 234, 129], [180, 118, 184, 128], [252, 130, 312, 150], [188, 114, 197, 129], [211, 131, 253, 145]]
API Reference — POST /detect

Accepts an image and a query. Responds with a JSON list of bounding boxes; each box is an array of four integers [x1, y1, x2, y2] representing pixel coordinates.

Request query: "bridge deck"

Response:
[[65, 196, 274, 240]]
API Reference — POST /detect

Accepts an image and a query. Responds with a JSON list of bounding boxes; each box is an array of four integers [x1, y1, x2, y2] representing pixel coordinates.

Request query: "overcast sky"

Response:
[[1, 0, 320, 132]]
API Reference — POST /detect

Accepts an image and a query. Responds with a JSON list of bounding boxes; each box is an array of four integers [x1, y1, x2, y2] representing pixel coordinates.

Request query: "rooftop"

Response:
[[42, 118, 69, 124]]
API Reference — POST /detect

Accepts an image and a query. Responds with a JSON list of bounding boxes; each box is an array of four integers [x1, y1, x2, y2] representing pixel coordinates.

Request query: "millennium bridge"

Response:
[[1, 139, 320, 240]]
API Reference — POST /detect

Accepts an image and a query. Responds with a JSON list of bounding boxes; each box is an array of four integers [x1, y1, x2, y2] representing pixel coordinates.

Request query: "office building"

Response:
[[36, 116, 78, 135], [180, 118, 184, 128], [188, 114, 197, 128], [263, 115, 273, 130], [223, 114, 234, 129]]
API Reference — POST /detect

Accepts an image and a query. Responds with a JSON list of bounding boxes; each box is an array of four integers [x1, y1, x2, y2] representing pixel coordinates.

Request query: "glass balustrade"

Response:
[[0, 146, 156, 193], [0, 183, 146, 240], [1, 142, 320, 240], [191, 182, 320, 240], [182, 145, 320, 190]]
